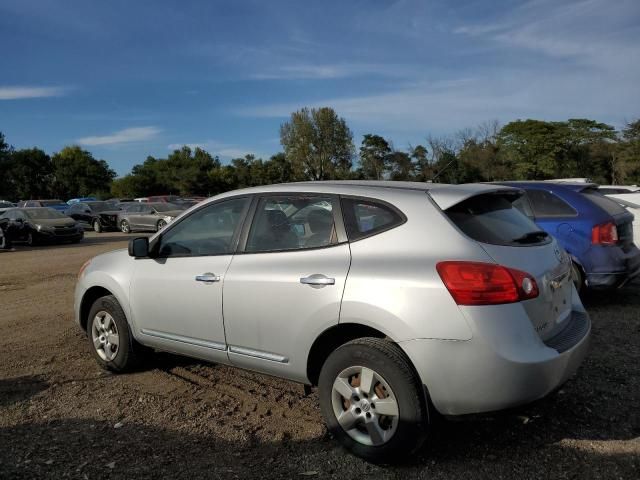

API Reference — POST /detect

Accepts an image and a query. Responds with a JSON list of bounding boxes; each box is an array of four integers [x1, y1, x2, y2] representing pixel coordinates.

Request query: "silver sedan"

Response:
[[75, 181, 590, 462], [117, 202, 182, 233]]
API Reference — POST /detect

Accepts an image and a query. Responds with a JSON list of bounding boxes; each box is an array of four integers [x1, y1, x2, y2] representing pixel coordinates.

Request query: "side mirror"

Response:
[[84, 209, 91, 214], [128, 237, 149, 258], [15, 218, 24, 224]]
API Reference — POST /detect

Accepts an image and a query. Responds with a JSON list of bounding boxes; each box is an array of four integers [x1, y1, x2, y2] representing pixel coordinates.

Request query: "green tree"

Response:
[[51, 146, 116, 198], [387, 150, 414, 180], [280, 107, 354, 180], [6, 148, 53, 200], [359, 134, 391, 180], [616, 119, 640, 184], [410, 145, 431, 181], [497, 120, 567, 179]]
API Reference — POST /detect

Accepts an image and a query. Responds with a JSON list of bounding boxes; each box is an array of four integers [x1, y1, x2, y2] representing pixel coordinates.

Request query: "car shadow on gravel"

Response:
[[0, 375, 49, 407], [1, 416, 638, 480]]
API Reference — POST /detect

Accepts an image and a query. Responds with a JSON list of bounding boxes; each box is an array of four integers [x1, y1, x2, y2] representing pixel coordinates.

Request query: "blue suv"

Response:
[[498, 181, 640, 291]]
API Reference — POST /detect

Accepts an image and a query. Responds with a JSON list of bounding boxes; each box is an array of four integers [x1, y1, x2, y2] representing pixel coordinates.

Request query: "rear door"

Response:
[[445, 192, 573, 341], [222, 194, 351, 383]]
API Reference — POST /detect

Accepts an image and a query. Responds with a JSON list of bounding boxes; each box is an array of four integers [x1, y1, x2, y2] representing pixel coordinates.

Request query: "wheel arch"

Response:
[[306, 323, 391, 386], [79, 286, 113, 331]]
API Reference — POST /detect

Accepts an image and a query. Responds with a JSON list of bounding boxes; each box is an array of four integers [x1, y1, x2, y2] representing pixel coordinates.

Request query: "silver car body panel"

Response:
[[75, 181, 590, 416]]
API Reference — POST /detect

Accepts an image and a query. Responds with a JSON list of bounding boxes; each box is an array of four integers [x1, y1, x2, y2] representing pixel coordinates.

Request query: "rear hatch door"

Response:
[[442, 190, 574, 341]]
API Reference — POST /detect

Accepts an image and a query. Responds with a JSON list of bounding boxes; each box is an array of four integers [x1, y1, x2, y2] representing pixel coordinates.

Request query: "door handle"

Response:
[[195, 273, 220, 283], [300, 274, 335, 286]]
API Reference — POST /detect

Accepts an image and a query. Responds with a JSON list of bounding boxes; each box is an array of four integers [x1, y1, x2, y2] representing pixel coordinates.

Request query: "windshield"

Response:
[[152, 203, 178, 212], [24, 208, 67, 220], [446, 193, 551, 246], [86, 202, 114, 212], [0, 201, 14, 208], [41, 200, 66, 207]]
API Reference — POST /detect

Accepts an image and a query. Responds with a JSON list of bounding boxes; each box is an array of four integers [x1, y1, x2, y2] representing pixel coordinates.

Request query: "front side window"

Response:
[[526, 189, 577, 217], [246, 196, 337, 253], [341, 197, 405, 241], [157, 197, 249, 257]]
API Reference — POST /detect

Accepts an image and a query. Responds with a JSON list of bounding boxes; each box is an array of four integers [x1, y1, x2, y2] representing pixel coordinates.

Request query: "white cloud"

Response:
[[78, 126, 160, 146], [250, 63, 411, 80], [454, 0, 640, 71], [0, 85, 68, 100]]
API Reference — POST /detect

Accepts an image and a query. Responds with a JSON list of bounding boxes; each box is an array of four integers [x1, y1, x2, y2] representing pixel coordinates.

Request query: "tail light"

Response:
[[591, 222, 618, 245], [436, 261, 539, 305]]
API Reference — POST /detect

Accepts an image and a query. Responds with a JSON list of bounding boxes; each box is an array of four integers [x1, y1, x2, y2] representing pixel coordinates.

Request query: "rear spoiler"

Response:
[[427, 184, 522, 210]]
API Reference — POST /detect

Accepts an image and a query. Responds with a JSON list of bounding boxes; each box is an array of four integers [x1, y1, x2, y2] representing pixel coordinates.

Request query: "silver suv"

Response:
[[75, 181, 590, 462]]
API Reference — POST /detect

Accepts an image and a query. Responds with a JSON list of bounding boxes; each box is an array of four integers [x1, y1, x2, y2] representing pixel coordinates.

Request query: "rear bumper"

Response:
[[584, 244, 640, 289], [400, 305, 590, 416]]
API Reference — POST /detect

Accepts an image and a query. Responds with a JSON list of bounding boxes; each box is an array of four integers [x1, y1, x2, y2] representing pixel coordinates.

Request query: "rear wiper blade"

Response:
[[512, 230, 549, 243]]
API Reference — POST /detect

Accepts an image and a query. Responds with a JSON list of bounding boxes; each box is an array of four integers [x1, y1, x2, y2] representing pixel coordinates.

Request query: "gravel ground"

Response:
[[0, 232, 638, 479]]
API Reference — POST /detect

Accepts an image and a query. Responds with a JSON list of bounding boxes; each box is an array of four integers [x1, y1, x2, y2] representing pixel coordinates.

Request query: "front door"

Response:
[[129, 196, 251, 362], [223, 194, 351, 383]]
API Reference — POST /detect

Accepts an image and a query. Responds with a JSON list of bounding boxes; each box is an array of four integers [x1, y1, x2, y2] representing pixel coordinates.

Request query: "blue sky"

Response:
[[1, 0, 639, 176]]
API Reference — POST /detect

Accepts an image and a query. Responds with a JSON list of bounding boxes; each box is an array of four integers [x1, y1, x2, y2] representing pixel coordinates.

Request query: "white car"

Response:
[[605, 195, 640, 246]]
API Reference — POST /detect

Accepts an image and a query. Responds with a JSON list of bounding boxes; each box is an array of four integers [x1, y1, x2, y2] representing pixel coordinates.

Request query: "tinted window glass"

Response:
[[24, 208, 66, 220], [41, 200, 65, 207], [598, 187, 628, 195], [512, 195, 533, 217], [246, 196, 337, 252], [158, 198, 249, 257], [526, 189, 577, 217], [581, 188, 627, 215], [446, 193, 550, 246], [341, 198, 404, 241]]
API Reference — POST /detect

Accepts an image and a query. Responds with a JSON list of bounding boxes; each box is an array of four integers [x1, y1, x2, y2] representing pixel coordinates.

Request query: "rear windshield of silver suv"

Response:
[[446, 193, 551, 246]]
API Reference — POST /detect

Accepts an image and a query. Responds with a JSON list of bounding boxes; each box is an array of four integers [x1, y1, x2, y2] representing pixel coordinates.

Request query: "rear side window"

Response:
[[581, 188, 627, 216], [526, 189, 577, 217], [446, 193, 550, 246], [341, 198, 405, 241]]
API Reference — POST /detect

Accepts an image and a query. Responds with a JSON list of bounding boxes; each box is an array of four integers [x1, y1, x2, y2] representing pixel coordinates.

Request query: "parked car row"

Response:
[[0, 207, 84, 246], [497, 181, 639, 291]]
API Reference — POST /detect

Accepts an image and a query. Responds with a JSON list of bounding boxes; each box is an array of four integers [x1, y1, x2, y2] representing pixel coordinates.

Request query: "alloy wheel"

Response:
[[331, 366, 399, 446], [91, 311, 120, 362]]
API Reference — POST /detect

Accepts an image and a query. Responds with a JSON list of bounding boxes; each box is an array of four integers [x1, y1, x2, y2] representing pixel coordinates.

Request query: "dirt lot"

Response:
[[0, 232, 638, 479]]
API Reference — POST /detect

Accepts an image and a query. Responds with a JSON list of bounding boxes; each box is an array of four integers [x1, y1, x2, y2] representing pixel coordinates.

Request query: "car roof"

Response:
[[212, 180, 520, 210], [498, 180, 597, 192]]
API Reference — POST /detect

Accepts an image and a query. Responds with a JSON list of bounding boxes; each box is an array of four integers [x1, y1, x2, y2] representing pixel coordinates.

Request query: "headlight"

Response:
[[164, 216, 174, 222]]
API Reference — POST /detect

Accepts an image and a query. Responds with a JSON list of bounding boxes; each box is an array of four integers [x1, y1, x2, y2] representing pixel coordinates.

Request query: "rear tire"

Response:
[[87, 295, 141, 372], [571, 261, 584, 294], [318, 337, 428, 463], [27, 232, 37, 246], [93, 219, 102, 233]]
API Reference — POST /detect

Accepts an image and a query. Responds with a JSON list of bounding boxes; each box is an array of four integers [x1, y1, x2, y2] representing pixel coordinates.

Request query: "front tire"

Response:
[[157, 219, 167, 231], [318, 337, 428, 463], [120, 220, 131, 234], [0, 233, 9, 250], [87, 295, 140, 372], [93, 219, 102, 233]]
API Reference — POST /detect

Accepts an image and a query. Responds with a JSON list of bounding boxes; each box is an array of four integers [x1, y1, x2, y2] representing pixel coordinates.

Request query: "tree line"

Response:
[[1, 107, 639, 201]]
